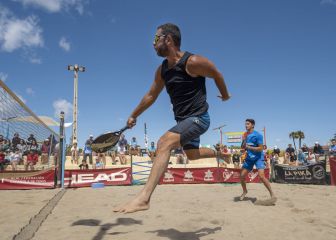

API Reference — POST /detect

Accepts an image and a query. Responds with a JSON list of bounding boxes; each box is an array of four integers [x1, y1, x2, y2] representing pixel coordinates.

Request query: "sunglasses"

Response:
[[153, 34, 166, 45]]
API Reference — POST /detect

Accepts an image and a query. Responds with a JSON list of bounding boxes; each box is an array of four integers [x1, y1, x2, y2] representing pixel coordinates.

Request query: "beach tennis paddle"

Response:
[[91, 126, 129, 153]]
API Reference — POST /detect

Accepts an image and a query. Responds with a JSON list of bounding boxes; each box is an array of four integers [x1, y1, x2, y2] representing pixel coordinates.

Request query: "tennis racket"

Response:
[[91, 126, 129, 153]]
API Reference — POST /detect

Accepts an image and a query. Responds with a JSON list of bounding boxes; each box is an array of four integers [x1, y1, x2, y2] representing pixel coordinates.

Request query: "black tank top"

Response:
[[161, 52, 209, 121]]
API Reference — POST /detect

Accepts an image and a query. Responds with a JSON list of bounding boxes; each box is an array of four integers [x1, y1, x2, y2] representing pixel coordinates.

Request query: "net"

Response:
[[0, 80, 60, 170]]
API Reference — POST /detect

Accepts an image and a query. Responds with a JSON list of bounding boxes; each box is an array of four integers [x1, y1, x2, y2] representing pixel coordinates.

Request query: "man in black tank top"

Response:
[[114, 23, 230, 213]]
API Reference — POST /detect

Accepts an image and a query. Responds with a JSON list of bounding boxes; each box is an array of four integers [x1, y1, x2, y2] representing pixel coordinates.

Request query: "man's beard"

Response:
[[156, 44, 169, 57]]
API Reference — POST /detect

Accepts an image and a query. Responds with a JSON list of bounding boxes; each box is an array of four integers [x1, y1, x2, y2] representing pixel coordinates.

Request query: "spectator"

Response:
[[27, 134, 36, 146], [286, 144, 295, 155], [130, 137, 140, 155], [297, 149, 306, 165], [97, 152, 106, 169], [271, 153, 279, 165], [0, 150, 7, 171], [41, 139, 50, 164], [283, 152, 290, 164], [147, 142, 156, 163], [79, 159, 89, 170], [272, 146, 280, 157], [263, 145, 270, 168], [301, 143, 309, 153], [220, 145, 232, 164], [71, 142, 79, 165], [118, 134, 128, 165], [25, 139, 40, 170], [330, 139, 336, 155], [307, 150, 316, 164], [232, 149, 241, 168], [289, 152, 297, 166], [313, 142, 323, 161], [240, 149, 247, 164], [0, 139, 10, 152], [83, 135, 94, 164], [10, 149, 21, 171], [16, 139, 27, 165], [11, 133, 21, 149], [107, 146, 118, 165], [93, 157, 104, 169]]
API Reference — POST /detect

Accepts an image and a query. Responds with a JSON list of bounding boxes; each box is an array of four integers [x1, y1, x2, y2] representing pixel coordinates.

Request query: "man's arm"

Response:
[[246, 144, 263, 152], [127, 66, 165, 127], [186, 55, 230, 101]]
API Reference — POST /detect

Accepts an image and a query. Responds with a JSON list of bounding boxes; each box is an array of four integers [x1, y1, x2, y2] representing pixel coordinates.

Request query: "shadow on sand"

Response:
[[233, 196, 257, 203], [72, 218, 142, 240], [147, 227, 222, 240]]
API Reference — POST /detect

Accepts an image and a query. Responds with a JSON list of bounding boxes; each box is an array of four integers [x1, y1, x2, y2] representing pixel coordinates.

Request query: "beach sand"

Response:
[[2, 183, 335, 240]]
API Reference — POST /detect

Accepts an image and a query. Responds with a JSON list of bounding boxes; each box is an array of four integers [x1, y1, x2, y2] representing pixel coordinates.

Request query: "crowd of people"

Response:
[[0, 133, 57, 171], [2, 131, 335, 171]]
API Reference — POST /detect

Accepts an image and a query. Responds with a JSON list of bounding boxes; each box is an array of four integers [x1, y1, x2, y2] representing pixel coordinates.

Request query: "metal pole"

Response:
[[72, 68, 78, 144], [220, 129, 223, 145], [58, 111, 65, 188]]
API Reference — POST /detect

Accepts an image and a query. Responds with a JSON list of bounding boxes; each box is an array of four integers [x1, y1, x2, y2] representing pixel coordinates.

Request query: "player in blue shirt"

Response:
[[240, 119, 276, 203]]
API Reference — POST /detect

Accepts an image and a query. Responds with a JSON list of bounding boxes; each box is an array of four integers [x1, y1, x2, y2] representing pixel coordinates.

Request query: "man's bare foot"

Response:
[[113, 196, 150, 214], [239, 191, 248, 201]]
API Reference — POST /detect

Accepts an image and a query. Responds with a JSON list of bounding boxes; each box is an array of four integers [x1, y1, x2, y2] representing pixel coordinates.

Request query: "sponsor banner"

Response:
[[218, 168, 269, 183], [0, 169, 55, 190], [159, 167, 269, 184], [160, 167, 219, 184], [64, 167, 132, 188], [273, 162, 326, 185], [330, 156, 336, 186]]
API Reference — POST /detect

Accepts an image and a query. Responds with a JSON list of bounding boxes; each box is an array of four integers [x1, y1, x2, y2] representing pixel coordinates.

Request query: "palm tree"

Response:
[[297, 131, 305, 149], [289, 131, 299, 151]]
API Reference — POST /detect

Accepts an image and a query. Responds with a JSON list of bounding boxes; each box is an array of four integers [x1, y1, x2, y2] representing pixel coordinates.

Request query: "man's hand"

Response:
[[217, 94, 231, 101], [127, 117, 137, 128]]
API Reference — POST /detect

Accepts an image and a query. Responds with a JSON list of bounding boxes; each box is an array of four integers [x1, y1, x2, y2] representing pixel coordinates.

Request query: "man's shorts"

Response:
[[169, 112, 210, 150], [242, 158, 265, 172]]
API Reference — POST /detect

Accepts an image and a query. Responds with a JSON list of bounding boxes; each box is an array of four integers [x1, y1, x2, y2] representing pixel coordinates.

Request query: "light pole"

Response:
[[213, 124, 226, 145], [67, 64, 85, 145]]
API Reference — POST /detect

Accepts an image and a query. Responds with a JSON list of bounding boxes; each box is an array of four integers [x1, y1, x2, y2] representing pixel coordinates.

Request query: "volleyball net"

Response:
[[0, 80, 60, 170]]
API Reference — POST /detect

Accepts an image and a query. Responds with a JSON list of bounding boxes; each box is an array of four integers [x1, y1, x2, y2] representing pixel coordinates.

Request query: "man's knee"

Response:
[[185, 150, 200, 160], [157, 132, 180, 151]]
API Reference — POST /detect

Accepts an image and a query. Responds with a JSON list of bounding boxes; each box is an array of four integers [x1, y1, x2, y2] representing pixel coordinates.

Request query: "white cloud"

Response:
[[59, 37, 71, 51], [0, 6, 44, 53], [321, 0, 336, 5], [14, 0, 88, 15], [29, 56, 42, 64], [26, 87, 35, 96], [0, 72, 8, 82], [53, 99, 73, 120]]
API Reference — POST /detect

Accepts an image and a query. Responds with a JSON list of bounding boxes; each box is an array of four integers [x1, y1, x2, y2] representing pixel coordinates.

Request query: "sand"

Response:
[[0, 189, 60, 240], [1, 183, 335, 240]]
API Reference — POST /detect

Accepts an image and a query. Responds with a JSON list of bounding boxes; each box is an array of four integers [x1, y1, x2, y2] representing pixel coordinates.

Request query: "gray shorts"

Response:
[[169, 112, 210, 150]]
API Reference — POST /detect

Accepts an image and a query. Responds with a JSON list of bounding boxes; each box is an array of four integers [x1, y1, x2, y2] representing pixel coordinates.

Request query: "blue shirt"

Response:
[[148, 146, 156, 152], [330, 144, 336, 153], [298, 152, 306, 163], [246, 131, 264, 161]]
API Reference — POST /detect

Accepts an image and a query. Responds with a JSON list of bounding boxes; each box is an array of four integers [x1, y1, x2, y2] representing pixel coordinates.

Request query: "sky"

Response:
[[0, 0, 335, 149]]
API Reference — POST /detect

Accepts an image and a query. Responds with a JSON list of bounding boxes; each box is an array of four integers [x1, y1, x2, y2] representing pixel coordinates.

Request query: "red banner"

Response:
[[0, 169, 55, 190], [64, 167, 132, 188], [159, 167, 269, 184], [330, 156, 336, 186], [218, 167, 269, 183]]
